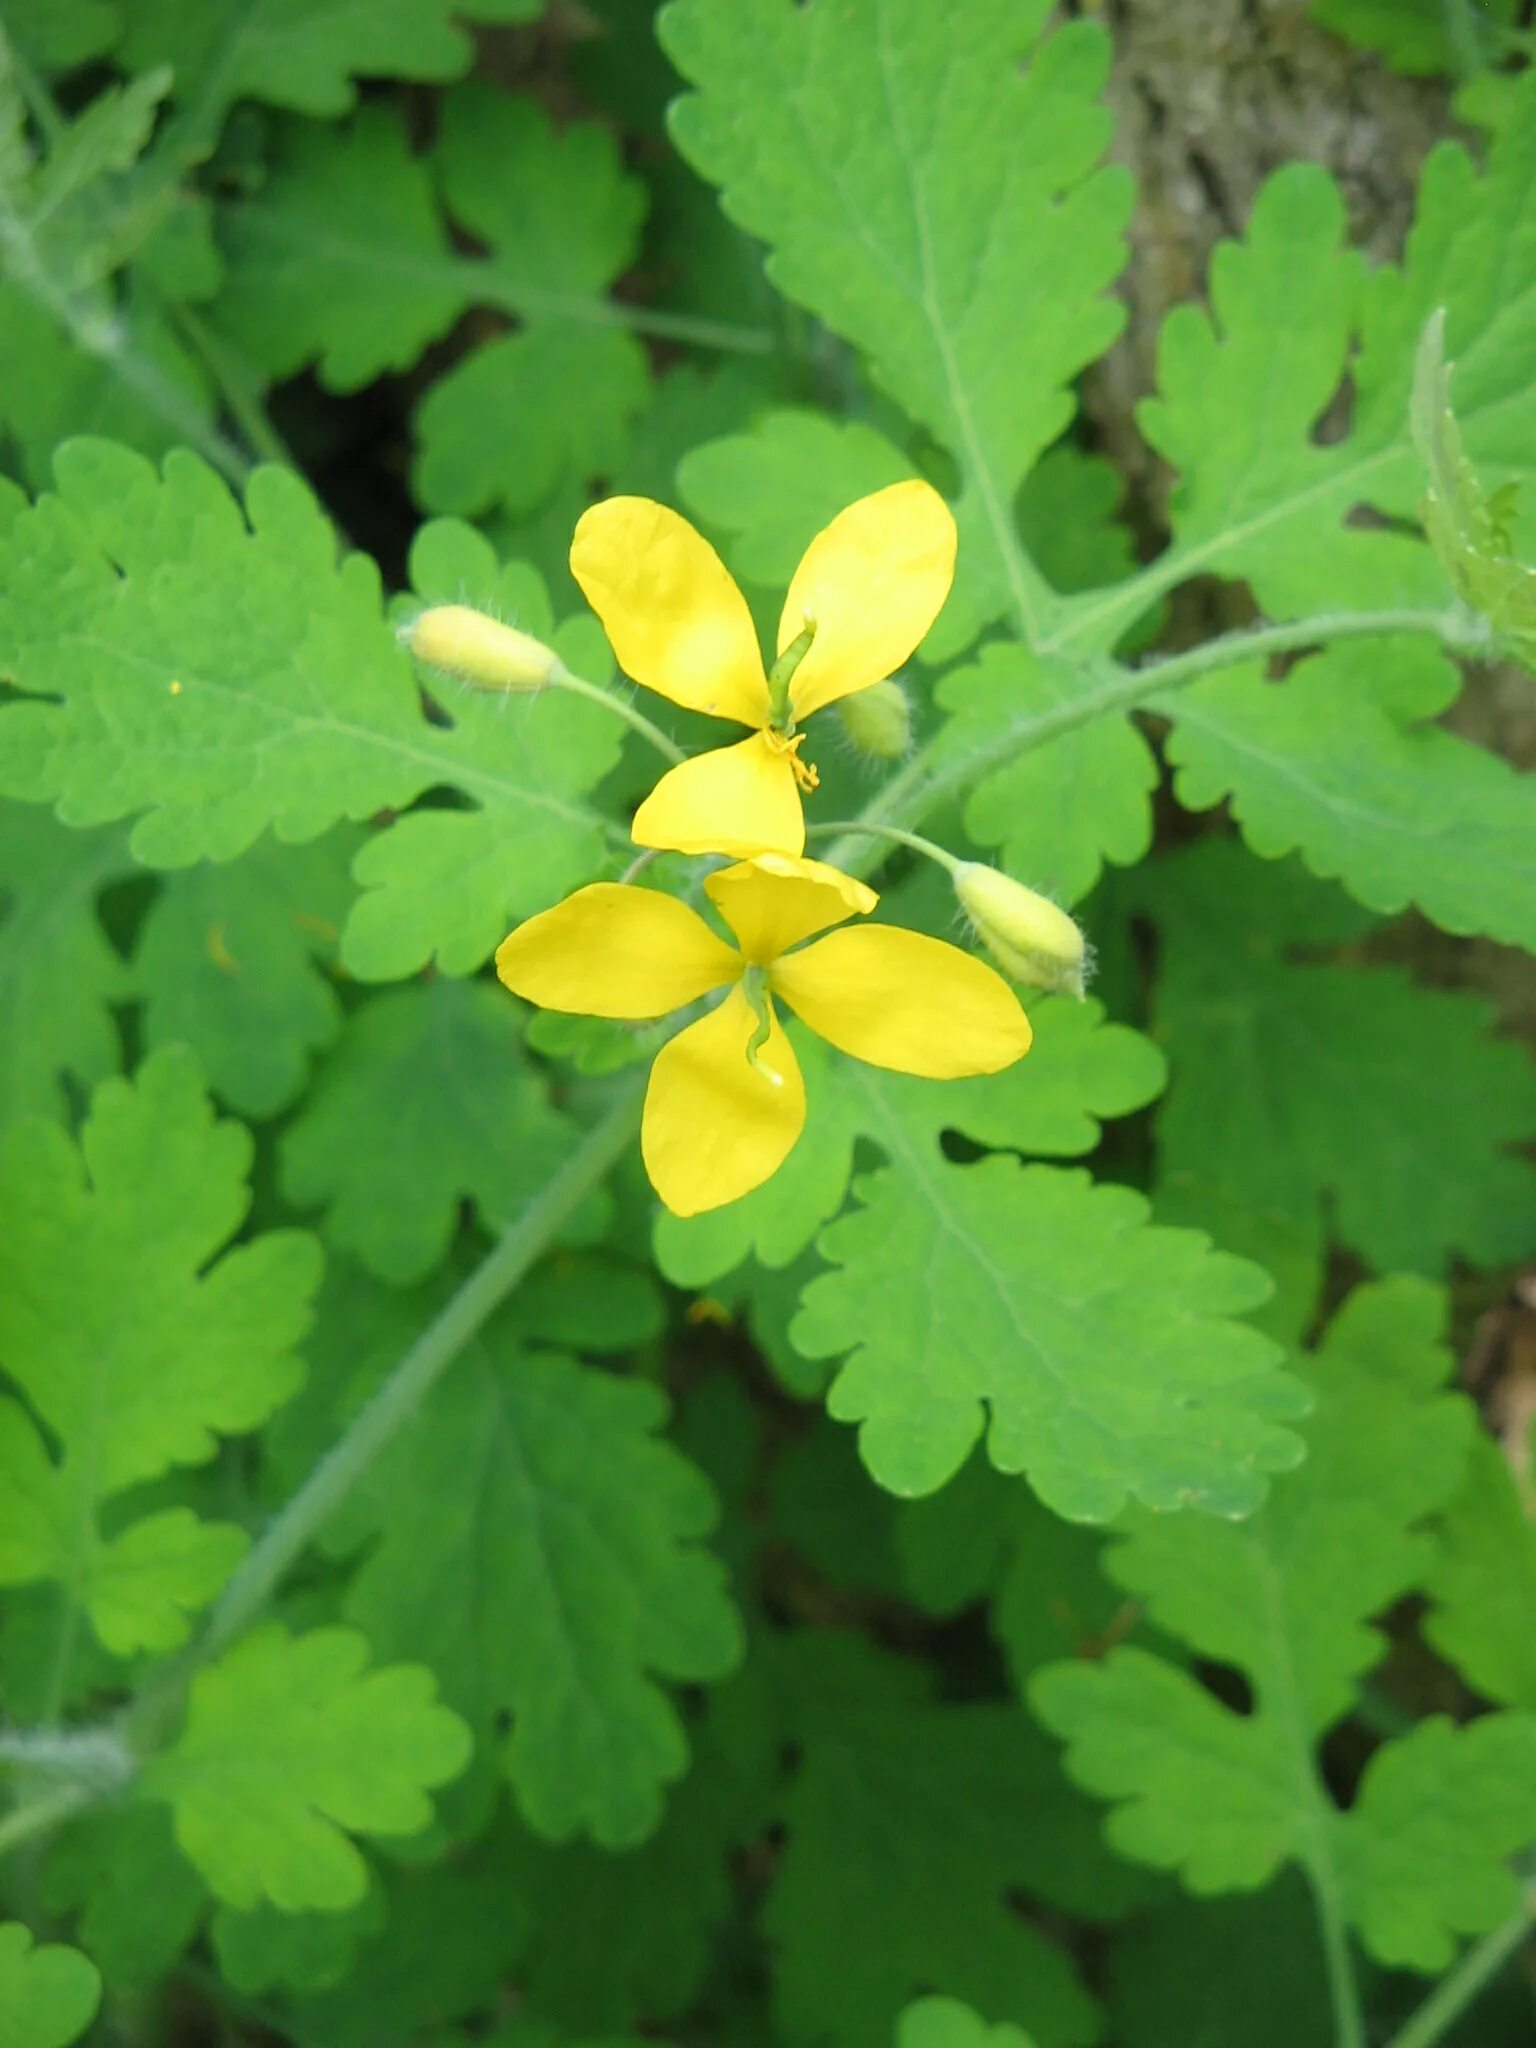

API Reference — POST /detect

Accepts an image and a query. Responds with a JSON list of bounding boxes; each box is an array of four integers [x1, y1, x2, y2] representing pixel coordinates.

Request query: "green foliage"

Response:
[[0, 1925, 99, 2048], [1030, 1281, 1536, 1971], [118, 0, 542, 120], [279, 981, 585, 1283], [663, 0, 1130, 641], [341, 1324, 743, 1846], [798, 1156, 1301, 1513], [140, 1622, 471, 1909], [1143, 841, 1536, 1279], [0, 1048, 317, 1654], [1162, 640, 1536, 948], [2, 9, 1536, 2048], [0, 803, 131, 1126]]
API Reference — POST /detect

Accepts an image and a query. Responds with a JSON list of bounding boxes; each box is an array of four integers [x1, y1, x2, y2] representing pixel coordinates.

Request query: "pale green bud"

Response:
[[954, 863, 1088, 997], [835, 678, 912, 760], [408, 604, 558, 693]]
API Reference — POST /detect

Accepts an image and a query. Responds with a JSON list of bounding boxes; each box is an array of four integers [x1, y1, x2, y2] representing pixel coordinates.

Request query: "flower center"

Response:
[[763, 726, 821, 793]]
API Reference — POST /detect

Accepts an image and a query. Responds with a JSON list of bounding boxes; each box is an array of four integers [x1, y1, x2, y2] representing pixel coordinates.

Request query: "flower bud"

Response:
[[835, 677, 911, 760], [954, 862, 1087, 997], [408, 604, 557, 693]]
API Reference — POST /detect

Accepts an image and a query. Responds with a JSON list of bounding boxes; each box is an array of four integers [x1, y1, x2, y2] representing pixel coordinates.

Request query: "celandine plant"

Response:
[[0, 5, 1535, 2048]]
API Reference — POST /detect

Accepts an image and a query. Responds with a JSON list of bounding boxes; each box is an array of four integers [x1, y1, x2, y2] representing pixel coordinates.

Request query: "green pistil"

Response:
[[766, 619, 816, 729], [739, 963, 779, 1082]]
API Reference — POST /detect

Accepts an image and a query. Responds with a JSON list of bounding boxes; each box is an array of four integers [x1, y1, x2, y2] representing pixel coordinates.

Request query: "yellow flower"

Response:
[[496, 854, 1032, 1217], [569, 483, 957, 859]]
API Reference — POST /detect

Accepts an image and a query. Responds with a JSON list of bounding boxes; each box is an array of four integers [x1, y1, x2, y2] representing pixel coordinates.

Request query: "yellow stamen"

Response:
[[764, 727, 820, 793]]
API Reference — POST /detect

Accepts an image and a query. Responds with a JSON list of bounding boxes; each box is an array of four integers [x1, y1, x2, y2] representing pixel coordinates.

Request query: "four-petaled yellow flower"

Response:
[[570, 482, 957, 859], [496, 854, 1032, 1216]]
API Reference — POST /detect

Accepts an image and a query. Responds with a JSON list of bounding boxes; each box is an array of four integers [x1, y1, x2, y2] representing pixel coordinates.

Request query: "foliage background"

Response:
[[1, 2, 1535, 2046]]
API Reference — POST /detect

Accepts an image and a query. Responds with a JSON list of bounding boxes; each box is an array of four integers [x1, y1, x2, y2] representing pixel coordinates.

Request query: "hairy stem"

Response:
[[197, 1081, 645, 1659], [807, 819, 961, 874], [829, 604, 1485, 873], [1385, 1885, 1536, 2048], [553, 666, 686, 764]]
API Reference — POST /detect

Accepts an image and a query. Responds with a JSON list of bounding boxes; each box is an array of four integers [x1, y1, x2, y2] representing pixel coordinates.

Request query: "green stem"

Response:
[[830, 605, 1484, 875], [1303, 1849, 1368, 2048], [0, 1728, 130, 1778], [0, 1784, 93, 1859], [162, 296, 296, 470], [1386, 1886, 1536, 2048], [553, 666, 685, 764], [220, 211, 775, 356], [807, 819, 960, 874], [196, 1083, 644, 1661]]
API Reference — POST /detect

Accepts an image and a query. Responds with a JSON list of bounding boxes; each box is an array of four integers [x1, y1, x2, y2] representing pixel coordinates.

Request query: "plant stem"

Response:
[[1303, 1850, 1368, 2048], [1386, 1886, 1536, 2048], [163, 296, 297, 470], [0, 1727, 131, 1778], [829, 605, 1484, 874], [553, 667, 686, 764], [0, 1784, 93, 1859], [197, 1082, 644, 1660], [807, 819, 961, 873]]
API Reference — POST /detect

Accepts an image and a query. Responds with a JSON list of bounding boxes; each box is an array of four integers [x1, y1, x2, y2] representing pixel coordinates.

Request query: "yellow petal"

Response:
[[632, 732, 805, 859], [706, 853, 877, 964], [571, 497, 769, 725], [642, 987, 806, 1215], [779, 481, 957, 720], [496, 883, 739, 1018], [771, 926, 1032, 1077]]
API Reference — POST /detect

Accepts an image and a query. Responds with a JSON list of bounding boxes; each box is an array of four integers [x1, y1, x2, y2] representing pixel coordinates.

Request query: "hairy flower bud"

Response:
[[835, 677, 911, 760], [408, 605, 558, 693], [954, 863, 1087, 997]]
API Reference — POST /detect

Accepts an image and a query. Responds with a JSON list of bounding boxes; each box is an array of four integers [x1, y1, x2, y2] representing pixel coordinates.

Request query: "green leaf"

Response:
[[897, 1998, 1040, 2048], [1106, 1875, 1334, 2048], [1030, 1280, 1516, 1973], [1425, 1434, 1536, 1710], [1162, 640, 1536, 949], [211, 1886, 384, 1995], [86, 1508, 249, 1658], [1310, 0, 1517, 76], [412, 84, 648, 519], [663, 0, 1130, 639], [213, 105, 463, 390], [118, 0, 542, 121], [1118, 95, 1536, 630], [343, 1328, 742, 1846], [288, 1850, 527, 2048], [5, 0, 122, 71], [279, 980, 584, 1284], [0, 802, 131, 1127], [655, 994, 1164, 1288], [140, 1622, 472, 1912], [0, 1047, 319, 1654], [41, 1806, 204, 1992], [0, 1926, 100, 2048], [794, 1154, 1300, 1515], [0, 448, 619, 974], [1337, 1712, 1536, 1969], [763, 1637, 1124, 2048], [935, 645, 1158, 903], [133, 829, 356, 1117], [1144, 840, 1536, 1273]]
